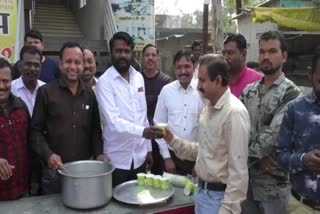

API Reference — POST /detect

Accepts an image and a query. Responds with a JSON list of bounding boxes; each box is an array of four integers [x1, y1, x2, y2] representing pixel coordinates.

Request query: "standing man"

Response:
[[163, 54, 250, 214], [222, 33, 263, 97], [30, 42, 105, 194], [11, 45, 45, 116], [154, 50, 204, 175], [240, 31, 301, 214], [12, 29, 60, 83], [0, 58, 30, 200], [95, 32, 163, 187], [141, 44, 172, 175], [276, 52, 320, 214], [81, 48, 98, 90], [192, 40, 202, 79]]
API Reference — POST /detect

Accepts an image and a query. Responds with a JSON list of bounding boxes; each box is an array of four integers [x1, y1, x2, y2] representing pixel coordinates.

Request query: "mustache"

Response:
[[178, 74, 190, 78], [261, 60, 272, 64]]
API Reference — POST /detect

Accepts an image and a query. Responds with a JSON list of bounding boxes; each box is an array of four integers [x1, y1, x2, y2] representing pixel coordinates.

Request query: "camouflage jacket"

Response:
[[240, 73, 300, 201]]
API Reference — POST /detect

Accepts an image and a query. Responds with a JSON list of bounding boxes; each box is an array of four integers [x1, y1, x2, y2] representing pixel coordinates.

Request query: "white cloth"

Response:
[[11, 77, 45, 116], [95, 66, 151, 170], [92, 77, 98, 91], [153, 79, 204, 159]]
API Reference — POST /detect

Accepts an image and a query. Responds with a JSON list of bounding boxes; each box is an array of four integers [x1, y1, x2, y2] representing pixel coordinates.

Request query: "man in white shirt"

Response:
[[154, 50, 204, 175], [11, 45, 45, 116], [95, 32, 163, 187]]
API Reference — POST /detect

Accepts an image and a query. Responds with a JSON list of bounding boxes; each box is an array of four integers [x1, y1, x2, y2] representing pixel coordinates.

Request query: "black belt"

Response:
[[198, 179, 226, 191], [291, 189, 320, 211]]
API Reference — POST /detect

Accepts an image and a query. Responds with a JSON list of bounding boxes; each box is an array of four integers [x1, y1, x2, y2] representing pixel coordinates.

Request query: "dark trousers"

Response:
[[112, 160, 147, 188], [151, 139, 164, 175], [170, 150, 194, 175]]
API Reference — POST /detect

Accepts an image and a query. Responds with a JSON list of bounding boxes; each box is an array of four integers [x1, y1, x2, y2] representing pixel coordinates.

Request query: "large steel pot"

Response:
[[58, 160, 114, 209]]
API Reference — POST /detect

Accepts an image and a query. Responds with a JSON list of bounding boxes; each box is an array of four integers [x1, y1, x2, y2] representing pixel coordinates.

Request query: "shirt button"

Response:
[[184, 116, 187, 118], [184, 104, 186, 106], [73, 125, 76, 128], [184, 128, 186, 131], [73, 112, 76, 115]]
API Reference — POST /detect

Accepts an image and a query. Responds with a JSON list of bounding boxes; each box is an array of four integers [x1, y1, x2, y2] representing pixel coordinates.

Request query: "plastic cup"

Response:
[[145, 174, 154, 187], [156, 123, 167, 135], [160, 177, 169, 190], [137, 173, 146, 186], [153, 175, 161, 188], [184, 181, 196, 195]]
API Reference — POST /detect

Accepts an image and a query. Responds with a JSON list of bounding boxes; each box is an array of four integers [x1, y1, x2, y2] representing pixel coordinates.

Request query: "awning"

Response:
[[252, 7, 320, 31]]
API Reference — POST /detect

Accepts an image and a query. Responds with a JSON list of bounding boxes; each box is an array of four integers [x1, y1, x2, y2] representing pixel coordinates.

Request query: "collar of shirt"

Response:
[[15, 77, 44, 92], [175, 78, 198, 91], [109, 65, 137, 81], [58, 78, 86, 95], [0, 94, 25, 115], [259, 72, 285, 87], [211, 88, 231, 110]]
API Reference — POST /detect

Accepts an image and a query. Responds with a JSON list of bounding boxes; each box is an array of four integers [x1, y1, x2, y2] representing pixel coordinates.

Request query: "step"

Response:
[[33, 24, 80, 31], [35, 11, 75, 17], [42, 33, 84, 38], [34, 19, 78, 25], [36, 5, 66, 10], [34, 14, 76, 20], [40, 28, 82, 33]]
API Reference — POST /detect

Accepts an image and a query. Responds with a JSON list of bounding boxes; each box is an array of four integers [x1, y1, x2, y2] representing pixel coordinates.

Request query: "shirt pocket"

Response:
[[134, 91, 147, 112]]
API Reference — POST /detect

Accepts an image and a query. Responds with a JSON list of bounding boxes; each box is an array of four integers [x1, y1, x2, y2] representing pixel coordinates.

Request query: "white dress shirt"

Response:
[[95, 66, 151, 170], [11, 77, 45, 116], [154, 79, 204, 159]]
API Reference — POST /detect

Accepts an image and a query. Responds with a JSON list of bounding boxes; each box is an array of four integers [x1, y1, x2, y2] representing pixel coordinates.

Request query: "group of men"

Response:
[[0, 28, 319, 214]]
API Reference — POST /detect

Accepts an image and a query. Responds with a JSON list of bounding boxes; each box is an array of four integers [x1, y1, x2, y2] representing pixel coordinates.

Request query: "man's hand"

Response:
[[260, 156, 277, 173], [143, 126, 163, 139], [0, 158, 15, 180], [96, 154, 110, 161], [48, 154, 62, 170], [302, 150, 320, 172], [146, 152, 154, 172], [163, 128, 174, 144], [164, 158, 176, 173]]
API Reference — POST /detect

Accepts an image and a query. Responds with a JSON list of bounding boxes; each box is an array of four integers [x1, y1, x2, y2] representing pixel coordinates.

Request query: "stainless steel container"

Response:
[[58, 160, 114, 209]]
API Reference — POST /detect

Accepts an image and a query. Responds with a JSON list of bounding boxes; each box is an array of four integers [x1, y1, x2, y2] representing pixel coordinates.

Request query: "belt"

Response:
[[291, 189, 320, 211], [198, 178, 226, 191]]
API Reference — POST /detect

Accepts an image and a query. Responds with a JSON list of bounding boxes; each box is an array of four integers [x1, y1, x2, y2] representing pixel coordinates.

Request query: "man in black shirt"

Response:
[[30, 42, 106, 194], [141, 44, 172, 174]]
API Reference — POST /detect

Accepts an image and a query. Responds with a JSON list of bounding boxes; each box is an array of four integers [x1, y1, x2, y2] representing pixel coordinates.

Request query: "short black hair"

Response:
[[109, 32, 134, 52], [191, 40, 201, 51], [199, 54, 229, 86], [223, 33, 247, 51], [259, 30, 287, 52], [311, 52, 320, 74], [142, 44, 159, 55], [0, 58, 12, 72], [173, 50, 194, 65], [19, 45, 42, 61], [24, 29, 43, 43], [59, 41, 83, 60]]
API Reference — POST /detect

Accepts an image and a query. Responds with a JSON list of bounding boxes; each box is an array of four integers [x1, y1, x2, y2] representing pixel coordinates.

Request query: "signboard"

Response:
[[0, 0, 17, 62], [110, 0, 155, 51]]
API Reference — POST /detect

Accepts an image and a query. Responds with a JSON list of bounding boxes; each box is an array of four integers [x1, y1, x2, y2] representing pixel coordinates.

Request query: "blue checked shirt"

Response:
[[276, 91, 320, 201]]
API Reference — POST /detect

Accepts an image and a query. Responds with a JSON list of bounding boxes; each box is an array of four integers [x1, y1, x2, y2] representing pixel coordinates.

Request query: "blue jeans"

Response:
[[195, 188, 225, 214]]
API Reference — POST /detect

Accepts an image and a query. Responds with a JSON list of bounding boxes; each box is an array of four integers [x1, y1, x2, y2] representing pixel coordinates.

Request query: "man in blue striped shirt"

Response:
[[276, 51, 320, 213]]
